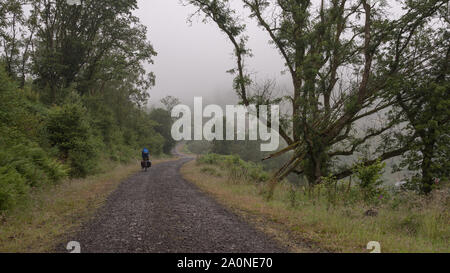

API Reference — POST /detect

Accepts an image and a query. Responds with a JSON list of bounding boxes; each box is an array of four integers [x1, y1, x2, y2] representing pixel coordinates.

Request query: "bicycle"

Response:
[[141, 158, 152, 172]]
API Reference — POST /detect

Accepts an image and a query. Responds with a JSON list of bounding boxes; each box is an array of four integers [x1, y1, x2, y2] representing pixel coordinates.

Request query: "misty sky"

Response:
[[135, 0, 291, 108], [135, 0, 403, 109]]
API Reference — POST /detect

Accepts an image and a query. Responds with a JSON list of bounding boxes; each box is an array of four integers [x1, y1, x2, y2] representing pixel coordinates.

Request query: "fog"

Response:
[[135, 0, 404, 109], [135, 0, 292, 108]]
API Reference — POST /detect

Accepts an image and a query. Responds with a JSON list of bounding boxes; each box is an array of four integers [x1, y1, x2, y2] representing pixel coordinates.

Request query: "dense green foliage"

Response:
[[386, 25, 450, 194], [0, 67, 67, 210], [149, 108, 176, 154], [0, 61, 173, 211], [46, 101, 99, 177], [0, 1, 176, 211], [353, 159, 386, 202]]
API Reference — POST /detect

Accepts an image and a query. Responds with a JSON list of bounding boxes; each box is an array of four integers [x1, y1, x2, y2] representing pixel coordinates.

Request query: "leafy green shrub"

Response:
[[353, 159, 386, 204], [46, 103, 99, 177], [0, 141, 67, 179], [198, 153, 223, 165], [247, 162, 269, 183], [0, 166, 28, 211], [149, 108, 176, 154], [198, 154, 270, 183], [145, 133, 165, 156], [0, 140, 67, 210], [0, 67, 68, 210]]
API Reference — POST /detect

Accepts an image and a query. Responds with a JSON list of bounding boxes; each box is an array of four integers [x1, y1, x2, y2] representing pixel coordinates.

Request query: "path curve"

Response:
[[64, 156, 287, 253]]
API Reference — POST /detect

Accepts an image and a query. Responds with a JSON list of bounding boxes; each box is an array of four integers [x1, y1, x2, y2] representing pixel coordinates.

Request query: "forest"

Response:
[[0, 0, 176, 211], [0, 0, 449, 254]]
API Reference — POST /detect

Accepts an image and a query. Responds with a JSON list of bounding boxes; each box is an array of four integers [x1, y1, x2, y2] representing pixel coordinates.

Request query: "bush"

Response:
[[149, 108, 176, 154], [0, 67, 68, 210], [353, 159, 386, 204], [0, 140, 67, 210], [46, 102, 99, 177], [0, 62, 173, 212], [198, 153, 223, 165], [198, 153, 270, 183], [0, 166, 29, 210]]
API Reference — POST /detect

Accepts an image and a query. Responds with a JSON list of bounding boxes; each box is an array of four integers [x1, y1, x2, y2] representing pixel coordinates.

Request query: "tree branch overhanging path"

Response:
[[184, 0, 450, 194]]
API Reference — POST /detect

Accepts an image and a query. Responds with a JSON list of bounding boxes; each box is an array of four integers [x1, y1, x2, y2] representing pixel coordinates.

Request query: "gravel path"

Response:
[[65, 156, 287, 253]]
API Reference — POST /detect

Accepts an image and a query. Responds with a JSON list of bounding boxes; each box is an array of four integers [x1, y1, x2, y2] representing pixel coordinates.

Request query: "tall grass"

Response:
[[187, 154, 450, 253]]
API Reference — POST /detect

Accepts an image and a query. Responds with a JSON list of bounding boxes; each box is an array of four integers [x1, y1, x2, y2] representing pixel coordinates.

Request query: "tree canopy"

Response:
[[0, 0, 177, 209], [186, 0, 449, 194]]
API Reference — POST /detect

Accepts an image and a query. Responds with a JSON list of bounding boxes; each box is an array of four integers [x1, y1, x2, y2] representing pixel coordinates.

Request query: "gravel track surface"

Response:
[[64, 157, 287, 253]]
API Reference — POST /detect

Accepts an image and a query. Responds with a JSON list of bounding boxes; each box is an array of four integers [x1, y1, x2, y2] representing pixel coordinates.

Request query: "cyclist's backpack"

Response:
[[141, 161, 151, 168]]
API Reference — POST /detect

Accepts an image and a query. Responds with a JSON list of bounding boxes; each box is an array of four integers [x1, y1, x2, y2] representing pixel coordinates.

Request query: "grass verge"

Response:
[[181, 159, 449, 253], [0, 156, 177, 253]]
